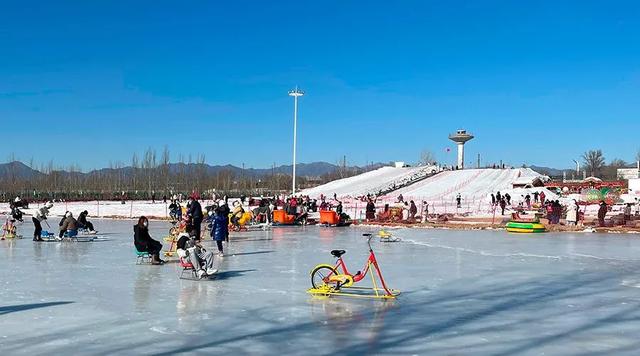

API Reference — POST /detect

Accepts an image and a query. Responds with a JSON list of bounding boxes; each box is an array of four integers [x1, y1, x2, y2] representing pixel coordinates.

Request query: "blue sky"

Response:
[[1, 1, 639, 171]]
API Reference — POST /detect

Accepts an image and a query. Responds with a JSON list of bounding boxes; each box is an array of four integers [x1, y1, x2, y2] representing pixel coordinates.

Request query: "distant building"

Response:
[[617, 168, 640, 180], [512, 176, 546, 188]]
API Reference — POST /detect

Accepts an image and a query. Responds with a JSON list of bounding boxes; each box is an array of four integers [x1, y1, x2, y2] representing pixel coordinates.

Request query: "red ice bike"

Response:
[[308, 233, 400, 299]]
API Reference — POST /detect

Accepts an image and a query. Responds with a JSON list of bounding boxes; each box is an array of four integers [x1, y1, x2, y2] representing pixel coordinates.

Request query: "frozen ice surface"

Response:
[[3, 220, 640, 355]]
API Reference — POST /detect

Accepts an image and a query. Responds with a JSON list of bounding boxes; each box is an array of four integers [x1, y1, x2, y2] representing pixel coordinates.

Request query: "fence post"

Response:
[[97, 200, 100, 218], [130, 200, 133, 218], [492, 205, 497, 225], [355, 202, 358, 221]]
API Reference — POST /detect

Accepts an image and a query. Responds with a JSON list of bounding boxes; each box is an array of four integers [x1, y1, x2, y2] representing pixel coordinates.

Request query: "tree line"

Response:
[[0, 147, 371, 202], [580, 149, 640, 179]]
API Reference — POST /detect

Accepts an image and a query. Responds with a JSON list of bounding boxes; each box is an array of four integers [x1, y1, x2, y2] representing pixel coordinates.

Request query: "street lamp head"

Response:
[[288, 88, 304, 97]]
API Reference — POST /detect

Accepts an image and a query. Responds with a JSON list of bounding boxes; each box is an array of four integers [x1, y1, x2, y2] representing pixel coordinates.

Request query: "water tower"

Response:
[[448, 129, 474, 169]]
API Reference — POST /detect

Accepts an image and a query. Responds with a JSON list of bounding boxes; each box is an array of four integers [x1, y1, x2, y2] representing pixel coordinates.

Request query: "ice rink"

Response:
[[3, 221, 640, 355]]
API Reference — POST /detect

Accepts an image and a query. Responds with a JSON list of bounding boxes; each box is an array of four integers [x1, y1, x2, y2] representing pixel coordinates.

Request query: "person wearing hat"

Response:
[[59, 211, 78, 240], [32, 202, 53, 241]]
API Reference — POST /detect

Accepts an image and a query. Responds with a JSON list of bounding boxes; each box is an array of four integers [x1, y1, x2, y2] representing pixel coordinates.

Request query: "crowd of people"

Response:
[[366, 195, 423, 223], [135, 195, 232, 274]]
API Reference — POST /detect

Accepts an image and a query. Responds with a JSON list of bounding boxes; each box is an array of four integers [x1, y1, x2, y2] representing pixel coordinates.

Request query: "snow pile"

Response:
[[300, 165, 439, 199]]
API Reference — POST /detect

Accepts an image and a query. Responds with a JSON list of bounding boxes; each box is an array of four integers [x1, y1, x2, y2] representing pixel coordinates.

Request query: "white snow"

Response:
[[299, 165, 439, 199], [387, 168, 546, 202], [301, 167, 558, 218], [0, 200, 218, 220]]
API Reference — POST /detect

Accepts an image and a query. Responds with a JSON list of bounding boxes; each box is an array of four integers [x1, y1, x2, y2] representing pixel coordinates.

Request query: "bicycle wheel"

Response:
[[311, 265, 338, 289]]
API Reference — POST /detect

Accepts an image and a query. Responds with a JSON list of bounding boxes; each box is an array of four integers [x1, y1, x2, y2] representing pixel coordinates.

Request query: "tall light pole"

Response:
[[288, 87, 304, 195]]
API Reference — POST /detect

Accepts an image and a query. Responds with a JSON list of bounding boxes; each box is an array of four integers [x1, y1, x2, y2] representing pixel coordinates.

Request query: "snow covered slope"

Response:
[[389, 168, 543, 202], [305, 167, 558, 218], [300, 165, 438, 199], [380, 168, 559, 215]]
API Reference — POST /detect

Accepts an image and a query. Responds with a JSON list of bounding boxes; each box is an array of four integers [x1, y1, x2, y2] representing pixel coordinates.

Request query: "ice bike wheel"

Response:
[[311, 265, 339, 289]]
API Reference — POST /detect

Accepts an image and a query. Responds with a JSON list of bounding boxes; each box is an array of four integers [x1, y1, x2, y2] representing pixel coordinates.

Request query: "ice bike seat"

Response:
[[331, 249, 346, 258]]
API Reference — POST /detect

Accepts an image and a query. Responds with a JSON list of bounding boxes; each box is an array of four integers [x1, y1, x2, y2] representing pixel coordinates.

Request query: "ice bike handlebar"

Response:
[[362, 233, 374, 251]]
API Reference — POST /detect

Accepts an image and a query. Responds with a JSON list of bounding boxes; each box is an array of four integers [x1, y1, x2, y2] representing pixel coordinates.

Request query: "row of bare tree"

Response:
[[581, 149, 640, 179], [0, 147, 370, 202]]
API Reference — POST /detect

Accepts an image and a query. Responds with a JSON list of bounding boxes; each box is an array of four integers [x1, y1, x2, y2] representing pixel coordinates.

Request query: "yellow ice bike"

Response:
[[308, 233, 400, 299]]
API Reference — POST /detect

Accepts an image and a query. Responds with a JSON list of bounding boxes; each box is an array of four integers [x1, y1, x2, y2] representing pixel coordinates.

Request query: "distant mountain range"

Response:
[[528, 165, 573, 177], [0, 161, 386, 180], [1, 161, 583, 182]]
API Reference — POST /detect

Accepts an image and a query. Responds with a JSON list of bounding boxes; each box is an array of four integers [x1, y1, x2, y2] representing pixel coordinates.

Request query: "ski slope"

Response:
[[390, 168, 543, 201], [381, 168, 559, 213], [311, 167, 558, 218], [300, 165, 438, 199]]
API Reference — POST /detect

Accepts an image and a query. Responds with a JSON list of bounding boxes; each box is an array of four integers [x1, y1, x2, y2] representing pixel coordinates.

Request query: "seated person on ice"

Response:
[[10, 202, 23, 222], [230, 201, 244, 228], [77, 210, 97, 233], [294, 202, 309, 223], [134, 216, 165, 265], [169, 200, 181, 221], [59, 211, 78, 239], [177, 227, 217, 279], [334, 200, 350, 222], [58, 211, 69, 229], [377, 204, 391, 221], [252, 199, 271, 223], [2, 218, 17, 239]]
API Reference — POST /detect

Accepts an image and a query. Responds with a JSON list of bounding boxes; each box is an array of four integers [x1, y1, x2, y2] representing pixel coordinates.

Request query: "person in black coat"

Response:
[[77, 210, 96, 233], [134, 216, 164, 264], [365, 199, 376, 221], [168, 200, 181, 221], [597, 201, 608, 227], [217, 201, 231, 242], [187, 196, 204, 240], [499, 198, 507, 215]]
